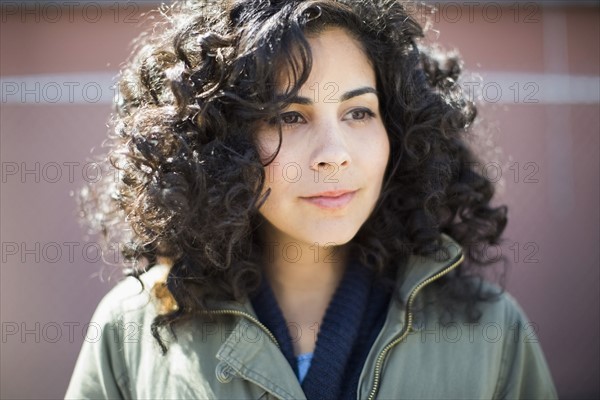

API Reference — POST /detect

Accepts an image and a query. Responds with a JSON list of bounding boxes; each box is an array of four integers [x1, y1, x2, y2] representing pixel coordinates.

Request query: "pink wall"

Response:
[[1, 2, 598, 398]]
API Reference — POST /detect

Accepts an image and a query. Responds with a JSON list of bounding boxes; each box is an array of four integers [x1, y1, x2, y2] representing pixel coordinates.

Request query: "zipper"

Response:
[[204, 309, 280, 347], [366, 252, 465, 400]]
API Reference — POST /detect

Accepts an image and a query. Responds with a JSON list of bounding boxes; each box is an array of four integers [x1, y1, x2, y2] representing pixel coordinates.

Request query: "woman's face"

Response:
[[255, 27, 390, 249]]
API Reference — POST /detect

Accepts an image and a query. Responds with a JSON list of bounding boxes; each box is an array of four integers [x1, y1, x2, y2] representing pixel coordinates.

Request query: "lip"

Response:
[[300, 189, 358, 210]]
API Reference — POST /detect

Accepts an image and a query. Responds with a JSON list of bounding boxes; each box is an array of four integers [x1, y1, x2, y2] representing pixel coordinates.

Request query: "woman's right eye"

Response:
[[269, 112, 305, 126]]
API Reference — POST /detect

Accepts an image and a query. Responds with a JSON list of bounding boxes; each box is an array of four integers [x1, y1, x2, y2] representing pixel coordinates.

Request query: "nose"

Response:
[[309, 121, 352, 173]]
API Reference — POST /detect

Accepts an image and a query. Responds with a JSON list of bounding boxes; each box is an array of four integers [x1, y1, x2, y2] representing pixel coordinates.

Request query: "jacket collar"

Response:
[[397, 233, 464, 304], [380, 232, 464, 337], [214, 301, 308, 400]]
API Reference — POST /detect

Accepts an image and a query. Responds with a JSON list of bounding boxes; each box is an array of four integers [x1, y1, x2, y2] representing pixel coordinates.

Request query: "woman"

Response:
[[66, 0, 558, 399]]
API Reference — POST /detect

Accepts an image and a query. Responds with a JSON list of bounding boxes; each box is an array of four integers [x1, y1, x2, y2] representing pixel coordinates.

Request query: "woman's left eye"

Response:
[[346, 108, 376, 121]]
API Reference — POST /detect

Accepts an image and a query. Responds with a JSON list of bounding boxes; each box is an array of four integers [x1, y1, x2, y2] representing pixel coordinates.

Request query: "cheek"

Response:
[[263, 162, 284, 191], [257, 142, 279, 166], [379, 131, 391, 164], [258, 135, 306, 191], [260, 150, 296, 203], [255, 133, 287, 194], [360, 128, 390, 178], [255, 126, 282, 163]]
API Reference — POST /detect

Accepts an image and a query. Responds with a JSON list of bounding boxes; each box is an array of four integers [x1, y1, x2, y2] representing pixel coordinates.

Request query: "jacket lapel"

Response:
[[211, 301, 308, 400], [397, 233, 464, 305]]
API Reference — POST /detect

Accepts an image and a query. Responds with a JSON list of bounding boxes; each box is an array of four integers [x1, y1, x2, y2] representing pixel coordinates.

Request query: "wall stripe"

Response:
[[1, 71, 598, 105]]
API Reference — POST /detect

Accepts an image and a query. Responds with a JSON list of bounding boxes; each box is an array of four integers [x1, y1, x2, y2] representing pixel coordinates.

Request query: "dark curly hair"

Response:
[[78, 0, 508, 354]]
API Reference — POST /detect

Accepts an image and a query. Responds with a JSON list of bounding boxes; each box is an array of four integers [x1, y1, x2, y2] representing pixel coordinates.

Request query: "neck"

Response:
[[259, 223, 350, 350], [260, 225, 349, 294]]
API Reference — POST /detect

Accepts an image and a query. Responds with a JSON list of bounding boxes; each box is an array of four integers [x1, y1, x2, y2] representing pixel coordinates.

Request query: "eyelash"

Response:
[[270, 108, 376, 126]]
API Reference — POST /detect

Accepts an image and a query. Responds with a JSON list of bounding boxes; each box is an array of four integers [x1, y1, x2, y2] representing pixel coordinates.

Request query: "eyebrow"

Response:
[[277, 86, 378, 105]]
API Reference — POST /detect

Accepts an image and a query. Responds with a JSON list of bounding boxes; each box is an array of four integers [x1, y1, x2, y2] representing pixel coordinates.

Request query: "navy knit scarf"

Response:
[[250, 259, 392, 400]]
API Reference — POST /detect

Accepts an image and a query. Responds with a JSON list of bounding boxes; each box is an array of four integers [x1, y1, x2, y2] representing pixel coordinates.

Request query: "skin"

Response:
[[254, 27, 390, 355]]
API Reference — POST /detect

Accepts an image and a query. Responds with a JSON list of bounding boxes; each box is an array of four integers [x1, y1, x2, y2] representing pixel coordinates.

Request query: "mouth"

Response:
[[300, 189, 358, 210]]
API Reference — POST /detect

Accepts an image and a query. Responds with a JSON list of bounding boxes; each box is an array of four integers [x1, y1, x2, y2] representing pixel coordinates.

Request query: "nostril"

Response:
[[311, 155, 351, 172]]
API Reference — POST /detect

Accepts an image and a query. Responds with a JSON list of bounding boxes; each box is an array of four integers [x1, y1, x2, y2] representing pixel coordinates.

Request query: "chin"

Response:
[[302, 228, 359, 248]]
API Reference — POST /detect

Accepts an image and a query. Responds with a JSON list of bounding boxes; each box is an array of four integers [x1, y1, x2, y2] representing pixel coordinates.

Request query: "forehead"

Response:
[[275, 27, 375, 92]]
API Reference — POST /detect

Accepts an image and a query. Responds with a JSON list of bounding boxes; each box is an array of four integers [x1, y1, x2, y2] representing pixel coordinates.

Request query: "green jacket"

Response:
[[65, 235, 558, 399]]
